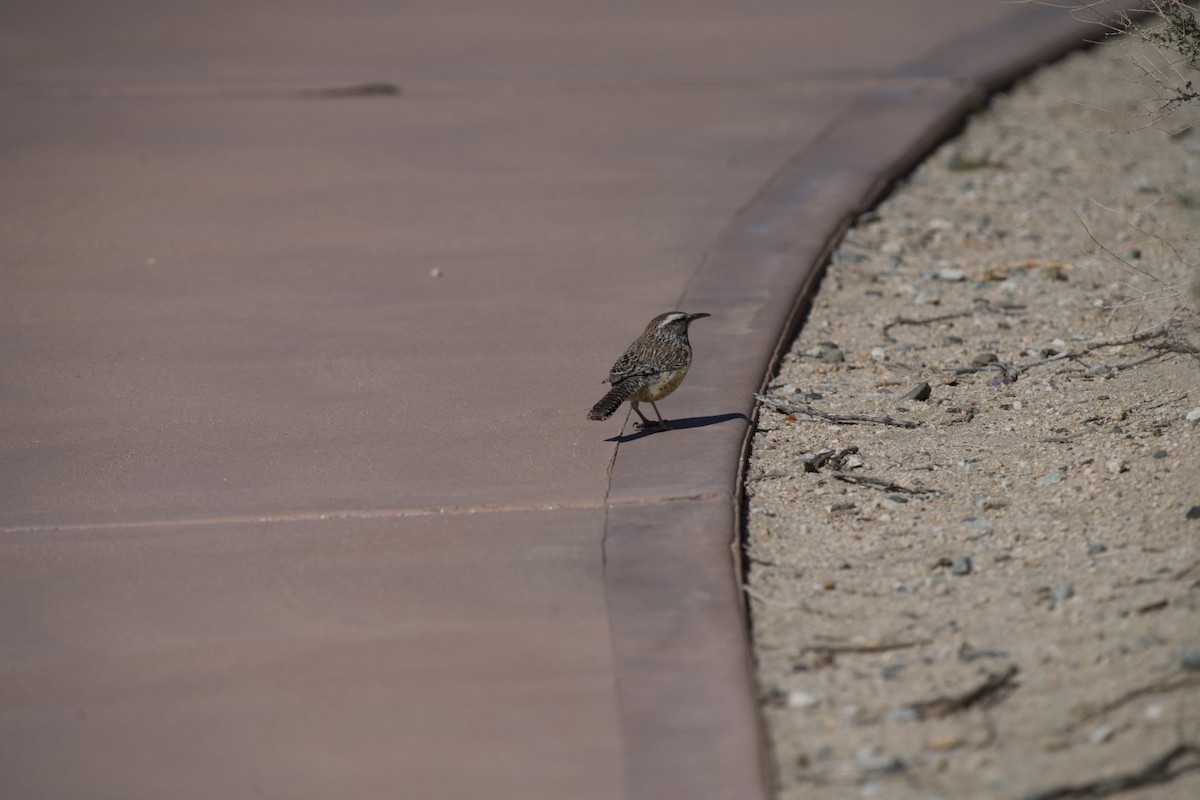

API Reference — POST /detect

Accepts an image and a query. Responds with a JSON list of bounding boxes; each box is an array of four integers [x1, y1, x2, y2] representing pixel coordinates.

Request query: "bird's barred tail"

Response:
[[588, 385, 630, 421]]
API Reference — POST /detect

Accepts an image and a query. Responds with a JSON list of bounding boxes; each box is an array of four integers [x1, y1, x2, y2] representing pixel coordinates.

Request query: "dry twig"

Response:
[[828, 471, 933, 495], [1020, 743, 1200, 800], [801, 446, 859, 473], [897, 665, 1020, 720], [800, 639, 931, 656], [949, 324, 1185, 384], [1073, 670, 1200, 726], [882, 309, 972, 340], [881, 298, 1025, 341], [756, 395, 921, 428]]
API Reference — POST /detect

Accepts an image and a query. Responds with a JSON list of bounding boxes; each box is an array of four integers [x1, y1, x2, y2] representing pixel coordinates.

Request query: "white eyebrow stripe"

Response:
[[657, 313, 686, 328]]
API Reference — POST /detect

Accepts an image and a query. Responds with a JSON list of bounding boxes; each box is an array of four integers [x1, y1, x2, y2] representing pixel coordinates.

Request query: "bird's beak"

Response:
[[688, 313, 711, 321]]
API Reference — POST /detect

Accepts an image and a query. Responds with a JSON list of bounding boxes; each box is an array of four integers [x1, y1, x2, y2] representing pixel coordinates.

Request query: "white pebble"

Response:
[[786, 690, 820, 709]]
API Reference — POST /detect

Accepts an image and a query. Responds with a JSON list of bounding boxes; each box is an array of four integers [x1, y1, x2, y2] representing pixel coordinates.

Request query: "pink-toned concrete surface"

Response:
[[0, 2, 1137, 798]]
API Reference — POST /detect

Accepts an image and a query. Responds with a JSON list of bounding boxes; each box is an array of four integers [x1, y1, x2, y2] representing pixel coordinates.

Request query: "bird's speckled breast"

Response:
[[630, 362, 690, 402]]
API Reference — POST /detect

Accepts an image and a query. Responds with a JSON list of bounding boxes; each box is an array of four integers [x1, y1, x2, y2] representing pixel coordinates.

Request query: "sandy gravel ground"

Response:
[[744, 35, 1200, 800]]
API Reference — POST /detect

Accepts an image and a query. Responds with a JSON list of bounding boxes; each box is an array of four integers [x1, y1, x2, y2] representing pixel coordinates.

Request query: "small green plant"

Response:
[[1057, 1, 1200, 335], [1114, 1, 1200, 114], [1168, 187, 1200, 208], [1141, 0, 1200, 66], [1042, 2, 1200, 117], [946, 151, 1002, 171]]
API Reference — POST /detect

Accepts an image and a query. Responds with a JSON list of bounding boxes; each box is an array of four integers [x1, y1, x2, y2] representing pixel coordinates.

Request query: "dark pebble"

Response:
[[1087, 544, 1108, 556], [904, 382, 932, 402], [958, 645, 1008, 662], [1052, 583, 1075, 602], [820, 347, 845, 364], [1187, 506, 1200, 521], [760, 686, 787, 706]]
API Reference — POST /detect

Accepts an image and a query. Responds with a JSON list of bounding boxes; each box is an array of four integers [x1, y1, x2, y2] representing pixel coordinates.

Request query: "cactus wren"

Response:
[[587, 311, 710, 430]]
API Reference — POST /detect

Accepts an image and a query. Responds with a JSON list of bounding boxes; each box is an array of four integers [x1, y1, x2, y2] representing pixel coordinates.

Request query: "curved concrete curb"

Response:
[[601, 3, 1145, 798]]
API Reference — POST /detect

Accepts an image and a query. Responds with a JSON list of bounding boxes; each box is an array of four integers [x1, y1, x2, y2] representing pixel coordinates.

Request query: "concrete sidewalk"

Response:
[[0, 2, 1135, 798]]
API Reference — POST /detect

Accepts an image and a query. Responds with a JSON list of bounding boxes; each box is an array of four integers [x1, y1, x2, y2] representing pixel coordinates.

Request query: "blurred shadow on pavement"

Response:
[[606, 412, 748, 443]]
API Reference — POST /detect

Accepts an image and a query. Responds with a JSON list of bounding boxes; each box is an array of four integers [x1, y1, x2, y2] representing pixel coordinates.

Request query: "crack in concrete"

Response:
[[0, 75, 965, 103], [0, 491, 731, 536], [0, 500, 603, 535]]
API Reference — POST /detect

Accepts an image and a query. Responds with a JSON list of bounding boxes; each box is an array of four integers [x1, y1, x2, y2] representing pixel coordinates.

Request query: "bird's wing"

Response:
[[606, 350, 659, 384]]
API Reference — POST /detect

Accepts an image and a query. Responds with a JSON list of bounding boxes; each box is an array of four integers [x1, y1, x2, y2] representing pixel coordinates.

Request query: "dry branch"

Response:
[[800, 639, 931, 656], [757, 395, 921, 428], [1020, 743, 1200, 800], [828, 471, 933, 495], [897, 665, 1019, 720]]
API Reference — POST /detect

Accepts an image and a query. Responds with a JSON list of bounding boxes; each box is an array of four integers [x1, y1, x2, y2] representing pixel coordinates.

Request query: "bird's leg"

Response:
[[648, 400, 676, 431], [631, 402, 668, 430], [630, 401, 655, 428], [633, 402, 652, 429]]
